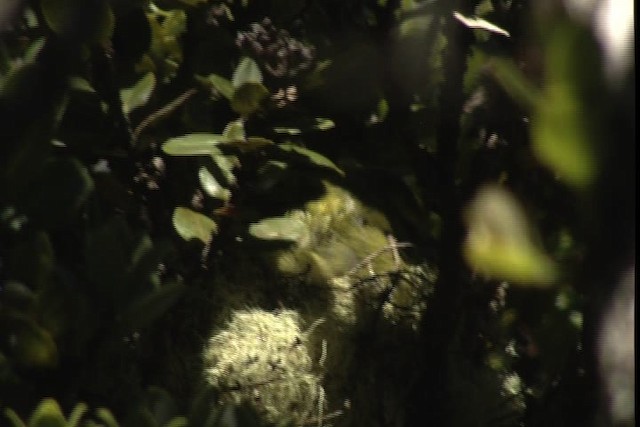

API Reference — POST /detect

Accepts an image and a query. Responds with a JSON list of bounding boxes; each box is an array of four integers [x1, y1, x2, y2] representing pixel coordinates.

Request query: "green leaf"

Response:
[[222, 119, 246, 141], [463, 184, 558, 286], [198, 166, 232, 201], [162, 133, 228, 156], [119, 281, 186, 330], [68, 76, 96, 93], [249, 213, 310, 244], [1, 312, 58, 369], [232, 57, 262, 88], [313, 117, 335, 131], [28, 399, 65, 427], [277, 143, 345, 176], [202, 74, 234, 100], [95, 408, 120, 427], [3, 408, 27, 427], [530, 25, 601, 190], [172, 207, 218, 244], [532, 83, 596, 189], [231, 82, 269, 116], [120, 72, 156, 115], [67, 403, 89, 427], [210, 154, 239, 186]]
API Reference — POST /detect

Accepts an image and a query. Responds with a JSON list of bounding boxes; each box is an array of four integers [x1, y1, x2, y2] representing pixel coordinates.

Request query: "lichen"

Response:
[[203, 309, 325, 425]]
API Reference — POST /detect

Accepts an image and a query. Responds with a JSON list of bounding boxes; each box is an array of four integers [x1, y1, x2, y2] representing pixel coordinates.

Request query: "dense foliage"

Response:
[[0, 0, 634, 426]]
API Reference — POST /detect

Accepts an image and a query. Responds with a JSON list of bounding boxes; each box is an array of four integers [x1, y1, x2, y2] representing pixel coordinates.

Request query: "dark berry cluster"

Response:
[[235, 18, 315, 78]]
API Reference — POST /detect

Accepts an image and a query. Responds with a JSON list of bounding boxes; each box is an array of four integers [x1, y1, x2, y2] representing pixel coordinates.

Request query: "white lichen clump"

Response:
[[203, 309, 325, 425]]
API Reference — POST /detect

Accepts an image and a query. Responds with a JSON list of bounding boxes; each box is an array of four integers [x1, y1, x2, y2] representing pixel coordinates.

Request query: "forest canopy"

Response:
[[0, 0, 634, 426]]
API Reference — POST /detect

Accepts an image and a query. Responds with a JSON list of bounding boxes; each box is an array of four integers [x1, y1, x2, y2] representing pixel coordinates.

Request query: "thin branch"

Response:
[[132, 88, 198, 141], [342, 241, 413, 278]]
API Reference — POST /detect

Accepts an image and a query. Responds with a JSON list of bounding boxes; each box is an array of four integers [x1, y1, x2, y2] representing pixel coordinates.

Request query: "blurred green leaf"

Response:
[[67, 403, 89, 427], [199, 166, 232, 201], [68, 76, 96, 93], [232, 57, 262, 88], [95, 408, 120, 427], [231, 82, 269, 116], [0, 313, 58, 369], [210, 154, 239, 186], [463, 184, 558, 286], [120, 72, 156, 115], [3, 408, 27, 427], [222, 119, 246, 141], [162, 133, 228, 156], [277, 143, 345, 176], [249, 214, 310, 244], [313, 117, 335, 131], [27, 399, 66, 427], [172, 207, 218, 244], [531, 24, 602, 189], [202, 74, 234, 100], [487, 57, 540, 110]]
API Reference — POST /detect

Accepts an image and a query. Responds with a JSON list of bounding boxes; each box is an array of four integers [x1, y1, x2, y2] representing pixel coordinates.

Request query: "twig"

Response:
[[343, 241, 413, 278], [132, 88, 198, 141]]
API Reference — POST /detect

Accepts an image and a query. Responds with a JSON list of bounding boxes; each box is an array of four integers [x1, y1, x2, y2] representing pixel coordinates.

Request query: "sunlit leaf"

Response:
[[209, 74, 234, 100], [313, 118, 335, 131], [278, 143, 345, 176], [463, 184, 558, 286], [199, 166, 232, 201], [162, 133, 228, 156], [231, 82, 269, 116], [249, 213, 310, 244], [222, 119, 246, 141], [120, 72, 156, 115], [28, 399, 66, 427], [210, 154, 239, 186], [232, 57, 262, 88], [453, 12, 510, 37], [172, 207, 218, 244]]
